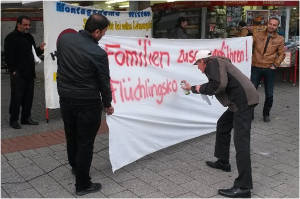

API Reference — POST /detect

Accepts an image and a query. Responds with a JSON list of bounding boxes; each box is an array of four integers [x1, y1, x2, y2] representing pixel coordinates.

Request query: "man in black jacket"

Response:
[[181, 50, 259, 198], [4, 15, 45, 129], [57, 14, 114, 196]]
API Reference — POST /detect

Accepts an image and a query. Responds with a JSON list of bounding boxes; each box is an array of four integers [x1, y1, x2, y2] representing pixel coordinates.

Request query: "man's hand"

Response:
[[105, 106, 114, 115], [195, 85, 201, 93], [181, 80, 191, 91], [40, 42, 46, 50], [270, 64, 276, 70], [247, 25, 254, 33]]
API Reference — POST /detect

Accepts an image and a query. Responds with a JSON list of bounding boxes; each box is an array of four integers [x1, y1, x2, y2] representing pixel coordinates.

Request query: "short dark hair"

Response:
[[84, 14, 110, 33], [15, 15, 30, 29], [238, 21, 247, 27], [269, 17, 280, 25], [176, 16, 188, 27]]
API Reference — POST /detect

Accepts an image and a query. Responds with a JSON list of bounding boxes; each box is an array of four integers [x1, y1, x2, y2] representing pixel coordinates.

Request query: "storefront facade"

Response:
[[151, 1, 299, 43]]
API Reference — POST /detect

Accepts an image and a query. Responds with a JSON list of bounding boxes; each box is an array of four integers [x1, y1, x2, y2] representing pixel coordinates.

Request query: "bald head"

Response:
[[85, 14, 110, 33]]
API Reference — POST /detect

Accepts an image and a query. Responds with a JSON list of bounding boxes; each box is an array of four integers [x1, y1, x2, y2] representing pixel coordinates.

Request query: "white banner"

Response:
[[101, 36, 253, 172], [43, 1, 152, 108]]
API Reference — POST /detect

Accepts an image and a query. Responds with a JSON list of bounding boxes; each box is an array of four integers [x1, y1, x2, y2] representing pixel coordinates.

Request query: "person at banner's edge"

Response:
[[181, 50, 259, 198], [4, 15, 46, 129], [56, 14, 114, 196], [249, 17, 285, 122]]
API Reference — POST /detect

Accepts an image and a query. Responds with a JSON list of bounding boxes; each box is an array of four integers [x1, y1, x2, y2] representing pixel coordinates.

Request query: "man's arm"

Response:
[[273, 38, 286, 67], [4, 35, 17, 73], [94, 53, 112, 108]]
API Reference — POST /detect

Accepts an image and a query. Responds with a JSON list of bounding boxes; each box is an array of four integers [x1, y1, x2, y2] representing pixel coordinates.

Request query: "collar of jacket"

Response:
[[14, 29, 27, 36], [79, 30, 98, 44], [262, 29, 279, 38]]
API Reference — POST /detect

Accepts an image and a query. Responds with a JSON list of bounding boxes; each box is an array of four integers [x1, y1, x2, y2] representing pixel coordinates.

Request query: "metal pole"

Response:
[[285, 7, 291, 42]]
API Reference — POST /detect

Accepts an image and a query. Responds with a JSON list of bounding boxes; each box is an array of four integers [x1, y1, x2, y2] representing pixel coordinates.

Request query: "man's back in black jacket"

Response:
[[56, 30, 112, 107]]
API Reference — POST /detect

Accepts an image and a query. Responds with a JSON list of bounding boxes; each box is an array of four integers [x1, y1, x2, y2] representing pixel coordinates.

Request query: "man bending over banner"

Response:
[[181, 50, 259, 198], [57, 14, 114, 196]]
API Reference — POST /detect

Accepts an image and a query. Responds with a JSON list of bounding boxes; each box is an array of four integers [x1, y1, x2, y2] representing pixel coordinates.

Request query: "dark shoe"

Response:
[[263, 115, 270, 122], [10, 121, 21, 129], [206, 160, 231, 172], [76, 183, 102, 196], [218, 187, 251, 198], [21, 118, 39, 125]]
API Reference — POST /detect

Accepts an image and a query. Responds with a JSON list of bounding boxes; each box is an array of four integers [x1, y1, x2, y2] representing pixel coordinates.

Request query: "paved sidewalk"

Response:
[[1, 69, 299, 198]]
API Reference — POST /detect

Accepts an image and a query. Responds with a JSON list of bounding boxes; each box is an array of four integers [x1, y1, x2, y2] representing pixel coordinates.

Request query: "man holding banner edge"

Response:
[[181, 50, 259, 198], [56, 14, 114, 196]]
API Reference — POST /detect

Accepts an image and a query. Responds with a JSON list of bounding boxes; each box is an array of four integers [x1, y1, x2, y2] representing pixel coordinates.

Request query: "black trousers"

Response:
[[59, 98, 102, 191], [214, 106, 253, 189], [9, 73, 34, 123]]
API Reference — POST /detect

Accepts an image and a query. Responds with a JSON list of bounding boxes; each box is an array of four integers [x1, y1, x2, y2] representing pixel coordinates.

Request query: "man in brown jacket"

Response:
[[181, 50, 259, 198], [251, 17, 285, 122]]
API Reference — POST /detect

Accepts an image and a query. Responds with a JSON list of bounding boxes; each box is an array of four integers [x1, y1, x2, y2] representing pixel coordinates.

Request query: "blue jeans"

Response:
[[250, 66, 275, 116]]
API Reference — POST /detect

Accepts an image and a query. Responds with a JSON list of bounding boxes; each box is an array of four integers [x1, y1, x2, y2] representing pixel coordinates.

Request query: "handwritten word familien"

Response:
[[111, 77, 178, 105], [105, 39, 170, 69]]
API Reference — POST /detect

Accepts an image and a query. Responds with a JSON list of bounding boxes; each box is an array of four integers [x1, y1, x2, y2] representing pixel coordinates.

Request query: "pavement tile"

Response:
[[175, 191, 200, 198], [91, 155, 111, 171], [33, 147, 54, 156], [2, 182, 32, 194], [140, 158, 173, 173], [104, 168, 137, 183], [77, 190, 106, 198], [158, 168, 193, 185], [120, 178, 157, 197], [98, 177, 127, 196], [57, 177, 75, 193], [1, 155, 8, 162], [49, 150, 68, 163], [8, 188, 42, 198], [253, 182, 286, 198], [271, 172, 299, 186], [129, 168, 165, 186], [4, 152, 24, 161], [151, 178, 189, 197], [48, 165, 73, 181], [164, 159, 199, 175], [272, 163, 299, 177], [30, 155, 61, 172], [29, 174, 62, 193], [49, 144, 66, 152], [20, 149, 40, 157], [15, 164, 45, 181], [1, 188, 9, 198], [180, 179, 217, 197], [272, 183, 299, 198], [253, 173, 284, 188], [142, 191, 168, 198], [7, 157, 35, 169], [1, 171, 25, 183], [251, 161, 281, 177], [108, 190, 138, 198], [188, 169, 225, 185], [38, 187, 74, 198]]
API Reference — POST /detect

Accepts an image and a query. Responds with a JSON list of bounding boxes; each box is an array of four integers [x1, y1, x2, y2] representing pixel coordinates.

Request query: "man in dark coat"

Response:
[[181, 50, 259, 198], [57, 14, 114, 196], [4, 15, 45, 129]]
